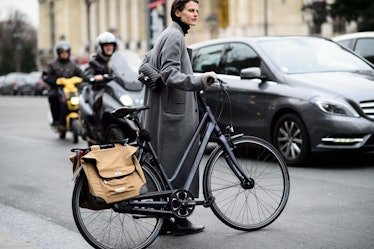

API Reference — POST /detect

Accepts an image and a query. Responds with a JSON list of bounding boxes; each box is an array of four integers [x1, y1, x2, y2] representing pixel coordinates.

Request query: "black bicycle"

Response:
[[71, 80, 290, 249]]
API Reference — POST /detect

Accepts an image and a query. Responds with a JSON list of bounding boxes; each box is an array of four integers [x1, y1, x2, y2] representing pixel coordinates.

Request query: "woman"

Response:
[[142, 0, 217, 235]]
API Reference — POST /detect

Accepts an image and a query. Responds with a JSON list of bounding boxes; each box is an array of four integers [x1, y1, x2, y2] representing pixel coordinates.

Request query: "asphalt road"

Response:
[[0, 96, 373, 249]]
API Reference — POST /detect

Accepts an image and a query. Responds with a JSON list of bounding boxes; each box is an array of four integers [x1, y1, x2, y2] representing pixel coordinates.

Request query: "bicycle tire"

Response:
[[72, 163, 165, 249], [203, 135, 290, 231]]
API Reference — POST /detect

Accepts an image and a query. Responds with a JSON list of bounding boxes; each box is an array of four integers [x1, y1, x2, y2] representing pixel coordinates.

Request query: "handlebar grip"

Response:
[[89, 74, 112, 83]]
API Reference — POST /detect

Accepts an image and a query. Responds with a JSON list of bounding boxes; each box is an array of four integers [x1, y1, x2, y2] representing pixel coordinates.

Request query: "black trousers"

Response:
[[48, 89, 67, 124], [48, 90, 60, 123], [93, 88, 105, 128]]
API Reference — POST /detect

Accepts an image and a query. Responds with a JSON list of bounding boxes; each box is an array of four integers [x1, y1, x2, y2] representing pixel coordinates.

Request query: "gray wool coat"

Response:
[[142, 22, 208, 197]]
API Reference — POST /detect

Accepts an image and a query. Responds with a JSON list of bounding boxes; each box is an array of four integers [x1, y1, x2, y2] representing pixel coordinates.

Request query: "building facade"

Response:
[[37, 0, 340, 67]]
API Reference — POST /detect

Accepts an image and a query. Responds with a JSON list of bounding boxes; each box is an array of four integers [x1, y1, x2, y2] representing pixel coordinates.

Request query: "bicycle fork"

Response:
[[217, 134, 255, 190]]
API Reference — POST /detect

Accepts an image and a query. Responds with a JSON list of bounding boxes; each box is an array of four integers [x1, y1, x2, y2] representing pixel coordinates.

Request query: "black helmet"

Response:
[[96, 32, 117, 57], [55, 41, 71, 57]]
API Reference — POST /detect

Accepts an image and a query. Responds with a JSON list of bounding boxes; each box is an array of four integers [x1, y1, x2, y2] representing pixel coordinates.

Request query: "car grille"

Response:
[[359, 100, 374, 120]]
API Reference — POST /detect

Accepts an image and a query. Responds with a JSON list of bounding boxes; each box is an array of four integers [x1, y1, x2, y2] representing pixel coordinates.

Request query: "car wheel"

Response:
[[273, 113, 310, 165]]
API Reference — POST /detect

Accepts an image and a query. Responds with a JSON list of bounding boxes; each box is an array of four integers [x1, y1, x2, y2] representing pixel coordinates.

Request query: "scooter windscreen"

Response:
[[110, 51, 143, 91]]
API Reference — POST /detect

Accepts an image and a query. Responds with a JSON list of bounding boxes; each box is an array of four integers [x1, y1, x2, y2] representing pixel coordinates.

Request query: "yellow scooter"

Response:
[[52, 76, 82, 143]]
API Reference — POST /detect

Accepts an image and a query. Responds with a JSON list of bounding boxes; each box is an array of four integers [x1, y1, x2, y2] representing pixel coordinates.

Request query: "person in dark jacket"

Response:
[[142, 0, 217, 235], [84, 31, 117, 129], [42, 41, 87, 126]]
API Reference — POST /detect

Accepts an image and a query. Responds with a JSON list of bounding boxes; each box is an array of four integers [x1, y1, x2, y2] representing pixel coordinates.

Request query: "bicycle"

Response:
[[71, 79, 290, 249]]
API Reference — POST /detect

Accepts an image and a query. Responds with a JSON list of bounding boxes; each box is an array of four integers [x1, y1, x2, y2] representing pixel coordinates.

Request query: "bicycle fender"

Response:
[[231, 133, 244, 140], [72, 165, 84, 181]]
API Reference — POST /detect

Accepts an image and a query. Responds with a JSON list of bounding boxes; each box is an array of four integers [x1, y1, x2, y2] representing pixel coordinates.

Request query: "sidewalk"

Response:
[[0, 203, 91, 249], [0, 232, 35, 249]]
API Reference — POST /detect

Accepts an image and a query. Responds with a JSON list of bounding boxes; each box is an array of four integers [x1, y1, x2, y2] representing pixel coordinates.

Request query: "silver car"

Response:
[[333, 31, 374, 64], [190, 36, 374, 165]]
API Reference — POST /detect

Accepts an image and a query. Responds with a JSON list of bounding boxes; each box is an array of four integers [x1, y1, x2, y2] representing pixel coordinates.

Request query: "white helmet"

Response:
[[96, 32, 117, 56]]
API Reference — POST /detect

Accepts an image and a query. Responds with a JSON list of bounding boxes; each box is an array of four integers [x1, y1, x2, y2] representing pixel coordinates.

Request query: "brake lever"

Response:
[[216, 78, 227, 90]]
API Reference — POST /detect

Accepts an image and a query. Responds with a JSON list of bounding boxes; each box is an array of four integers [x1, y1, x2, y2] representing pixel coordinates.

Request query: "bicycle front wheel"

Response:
[[72, 163, 164, 249], [203, 136, 290, 231]]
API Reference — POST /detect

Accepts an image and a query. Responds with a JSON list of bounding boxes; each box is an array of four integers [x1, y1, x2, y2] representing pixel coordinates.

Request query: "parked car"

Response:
[[190, 36, 374, 165], [23, 71, 49, 96], [333, 32, 374, 64], [1, 72, 28, 95], [0, 75, 5, 93], [34, 77, 49, 96], [18, 71, 38, 95]]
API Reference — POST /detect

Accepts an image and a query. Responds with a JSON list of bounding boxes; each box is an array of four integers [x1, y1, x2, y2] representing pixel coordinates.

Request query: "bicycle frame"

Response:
[[149, 95, 249, 191], [124, 91, 253, 215], [71, 82, 290, 249]]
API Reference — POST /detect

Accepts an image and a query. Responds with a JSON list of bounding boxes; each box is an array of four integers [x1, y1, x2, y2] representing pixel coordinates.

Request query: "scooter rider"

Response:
[[85, 31, 117, 130], [42, 40, 87, 126]]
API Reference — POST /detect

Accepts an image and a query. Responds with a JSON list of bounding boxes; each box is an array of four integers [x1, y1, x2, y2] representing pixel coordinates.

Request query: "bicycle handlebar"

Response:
[[73, 78, 229, 153]]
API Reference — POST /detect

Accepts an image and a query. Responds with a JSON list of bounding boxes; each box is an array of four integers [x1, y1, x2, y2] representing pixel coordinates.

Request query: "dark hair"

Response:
[[170, 0, 199, 22]]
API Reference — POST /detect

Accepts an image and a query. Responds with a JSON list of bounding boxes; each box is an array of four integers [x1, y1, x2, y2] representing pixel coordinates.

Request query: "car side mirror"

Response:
[[240, 67, 266, 83], [240, 67, 261, 79]]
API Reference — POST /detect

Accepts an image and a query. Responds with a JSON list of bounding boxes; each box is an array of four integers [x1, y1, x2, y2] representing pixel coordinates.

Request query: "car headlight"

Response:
[[312, 98, 359, 117], [120, 95, 133, 107], [70, 96, 80, 105]]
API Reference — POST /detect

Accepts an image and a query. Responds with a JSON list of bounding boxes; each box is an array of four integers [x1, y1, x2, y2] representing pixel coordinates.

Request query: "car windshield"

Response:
[[258, 37, 373, 74]]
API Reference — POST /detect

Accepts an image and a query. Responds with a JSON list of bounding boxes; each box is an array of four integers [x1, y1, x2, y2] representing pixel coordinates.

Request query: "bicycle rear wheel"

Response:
[[203, 136, 290, 231], [72, 163, 164, 249]]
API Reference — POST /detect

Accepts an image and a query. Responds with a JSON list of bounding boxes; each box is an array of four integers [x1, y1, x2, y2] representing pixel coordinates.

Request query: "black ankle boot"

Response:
[[173, 218, 204, 236], [159, 218, 174, 235]]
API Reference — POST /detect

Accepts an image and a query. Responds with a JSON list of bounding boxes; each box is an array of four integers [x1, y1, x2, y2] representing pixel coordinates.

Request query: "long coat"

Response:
[[142, 22, 207, 197]]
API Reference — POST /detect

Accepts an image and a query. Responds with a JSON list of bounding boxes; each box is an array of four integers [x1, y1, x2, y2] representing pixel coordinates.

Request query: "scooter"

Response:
[[79, 51, 144, 146], [49, 76, 82, 143]]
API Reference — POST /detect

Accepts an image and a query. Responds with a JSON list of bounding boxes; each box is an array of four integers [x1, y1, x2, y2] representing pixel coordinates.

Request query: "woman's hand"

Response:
[[202, 71, 217, 86]]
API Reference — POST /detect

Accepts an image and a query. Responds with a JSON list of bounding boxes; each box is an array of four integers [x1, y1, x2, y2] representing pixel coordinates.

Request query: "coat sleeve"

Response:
[[84, 62, 95, 79], [74, 65, 89, 82], [159, 34, 205, 91], [42, 63, 57, 87]]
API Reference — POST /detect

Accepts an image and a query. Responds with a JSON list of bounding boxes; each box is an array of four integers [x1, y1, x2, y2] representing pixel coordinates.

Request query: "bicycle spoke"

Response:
[[203, 136, 290, 231], [72, 164, 164, 249]]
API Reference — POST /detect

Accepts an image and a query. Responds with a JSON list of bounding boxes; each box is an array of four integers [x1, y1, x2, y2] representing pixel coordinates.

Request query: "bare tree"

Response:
[[330, 0, 374, 31], [0, 10, 37, 75]]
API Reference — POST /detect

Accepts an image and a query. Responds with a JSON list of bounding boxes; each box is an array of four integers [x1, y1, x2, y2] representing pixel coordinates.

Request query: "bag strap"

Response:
[[89, 143, 136, 153], [144, 47, 187, 71]]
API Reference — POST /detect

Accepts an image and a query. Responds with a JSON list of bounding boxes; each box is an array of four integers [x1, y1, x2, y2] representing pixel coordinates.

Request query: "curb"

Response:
[[0, 203, 91, 249]]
